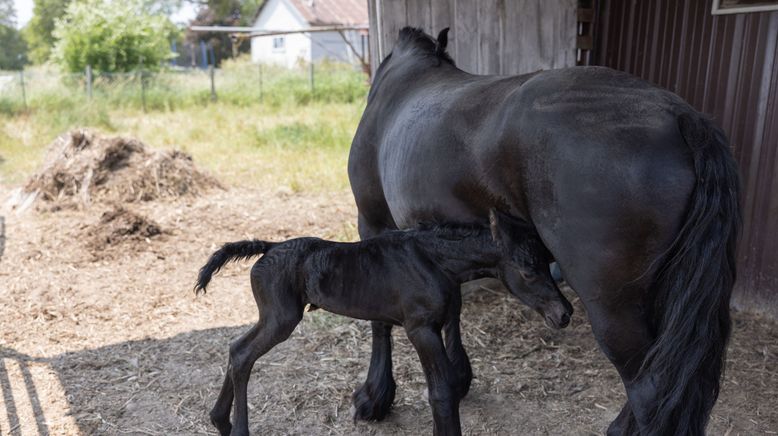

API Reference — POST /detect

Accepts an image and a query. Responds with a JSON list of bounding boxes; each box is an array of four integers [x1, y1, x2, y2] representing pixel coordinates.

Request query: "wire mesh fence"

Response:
[[0, 61, 368, 114]]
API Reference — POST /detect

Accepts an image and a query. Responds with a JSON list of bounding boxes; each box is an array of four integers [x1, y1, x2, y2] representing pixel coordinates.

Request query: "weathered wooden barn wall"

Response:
[[366, 0, 577, 75], [594, 0, 778, 315]]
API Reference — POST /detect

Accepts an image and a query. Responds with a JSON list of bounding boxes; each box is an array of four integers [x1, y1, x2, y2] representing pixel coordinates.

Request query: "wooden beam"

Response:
[[188, 25, 369, 37]]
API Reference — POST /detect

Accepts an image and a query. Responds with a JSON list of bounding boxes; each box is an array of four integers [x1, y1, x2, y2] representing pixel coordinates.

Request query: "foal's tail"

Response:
[[640, 113, 740, 435], [195, 239, 274, 294]]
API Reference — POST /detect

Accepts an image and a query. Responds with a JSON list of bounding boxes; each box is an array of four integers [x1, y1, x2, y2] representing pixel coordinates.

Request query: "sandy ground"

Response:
[[1, 186, 776, 435]]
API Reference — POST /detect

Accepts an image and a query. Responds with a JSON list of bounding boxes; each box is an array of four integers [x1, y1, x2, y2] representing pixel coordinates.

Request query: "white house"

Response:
[[250, 0, 368, 68]]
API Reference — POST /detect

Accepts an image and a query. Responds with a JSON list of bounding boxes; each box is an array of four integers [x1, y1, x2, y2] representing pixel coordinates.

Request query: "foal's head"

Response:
[[489, 209, 574, 329]]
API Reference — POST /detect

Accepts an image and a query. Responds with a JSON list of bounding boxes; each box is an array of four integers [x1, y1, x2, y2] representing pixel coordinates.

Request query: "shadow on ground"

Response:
[[1, 287, 777, 436]]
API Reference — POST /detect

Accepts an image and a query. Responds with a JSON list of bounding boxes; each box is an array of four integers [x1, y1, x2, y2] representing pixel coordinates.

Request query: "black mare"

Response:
[[196, 210, 572, 436], [347, 28, 740, 435]]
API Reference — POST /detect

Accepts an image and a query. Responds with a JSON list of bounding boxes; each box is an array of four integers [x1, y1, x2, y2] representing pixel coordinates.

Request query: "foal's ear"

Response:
[[435, 28, 450, 55], [489, 208, 502, 243]]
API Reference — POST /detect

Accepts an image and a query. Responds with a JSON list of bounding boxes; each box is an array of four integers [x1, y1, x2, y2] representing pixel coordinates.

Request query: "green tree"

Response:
[[0, 0, 27, 69], [0, 25, 27, 69], [52, 0, 177, 73], [23, 0, 72, 63], [0, 0, 15, 27]]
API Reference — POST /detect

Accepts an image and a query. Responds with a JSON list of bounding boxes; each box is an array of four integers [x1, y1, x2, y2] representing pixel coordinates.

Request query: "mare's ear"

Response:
[[435, 28, 450, 55], [489, 208, 502, 243]]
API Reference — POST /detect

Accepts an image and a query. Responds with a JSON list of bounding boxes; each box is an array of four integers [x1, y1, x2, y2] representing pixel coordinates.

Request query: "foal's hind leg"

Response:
[[226, 310, 303, 436], [210, 367, 235, 435], [210, 322, 270, 436], [210, 271, 304, 436]]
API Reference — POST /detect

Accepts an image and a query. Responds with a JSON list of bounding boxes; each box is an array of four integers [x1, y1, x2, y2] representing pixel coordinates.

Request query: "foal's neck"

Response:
[[418, 227, 501, 282]]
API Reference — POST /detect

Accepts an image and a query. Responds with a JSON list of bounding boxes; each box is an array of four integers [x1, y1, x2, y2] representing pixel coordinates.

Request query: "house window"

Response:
[[712, 0, 778, 14], [272, 37, 285, 52]]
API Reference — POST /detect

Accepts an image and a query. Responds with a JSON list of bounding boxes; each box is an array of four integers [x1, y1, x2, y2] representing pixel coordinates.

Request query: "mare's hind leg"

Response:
[[352, 213, 397, 421], [586, 299, 656, 436], [443, 292, 472, 399]]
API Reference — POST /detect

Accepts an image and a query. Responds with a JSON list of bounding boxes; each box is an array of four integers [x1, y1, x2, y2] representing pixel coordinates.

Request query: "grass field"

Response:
[[0, 61, 367, 192]]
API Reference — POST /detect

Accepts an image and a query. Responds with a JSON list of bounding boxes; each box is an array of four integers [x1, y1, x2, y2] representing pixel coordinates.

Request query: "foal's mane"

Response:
[[414, 222, 488, 241], [395, 27, 454, 65]]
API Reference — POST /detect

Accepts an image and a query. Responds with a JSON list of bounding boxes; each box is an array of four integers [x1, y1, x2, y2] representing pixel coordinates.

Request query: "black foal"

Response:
[[195, 209, 573, 436]]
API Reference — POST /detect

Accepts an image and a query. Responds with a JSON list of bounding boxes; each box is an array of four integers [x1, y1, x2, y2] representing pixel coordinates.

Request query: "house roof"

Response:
[[254, 0, 368, 26]]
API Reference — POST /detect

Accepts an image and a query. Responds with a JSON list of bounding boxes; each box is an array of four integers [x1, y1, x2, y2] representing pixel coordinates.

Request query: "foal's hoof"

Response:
[[352, 379, 397, 422]]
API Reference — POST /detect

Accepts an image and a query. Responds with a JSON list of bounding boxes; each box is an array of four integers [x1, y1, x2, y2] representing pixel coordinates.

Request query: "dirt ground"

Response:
[[1, 185, 777, 435]]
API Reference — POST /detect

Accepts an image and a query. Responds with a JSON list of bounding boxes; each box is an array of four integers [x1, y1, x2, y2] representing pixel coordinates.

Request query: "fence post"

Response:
[[309, 62, 315, 96], [18, 70, 27, 110], [140, 69, 147, 112], [258, 63, 263, 102], [85, 65, 93, 100], [210, 65, 217, 102]]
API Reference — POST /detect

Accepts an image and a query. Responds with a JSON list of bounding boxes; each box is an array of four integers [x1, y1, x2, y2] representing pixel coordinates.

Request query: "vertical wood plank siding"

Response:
[[367, 0, 577, 75], [595, 0, 778, 315]]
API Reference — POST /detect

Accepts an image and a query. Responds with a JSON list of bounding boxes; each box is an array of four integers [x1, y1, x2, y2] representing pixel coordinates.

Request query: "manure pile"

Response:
[[24, 129, 221, 208], [86, 206, 165, 253]]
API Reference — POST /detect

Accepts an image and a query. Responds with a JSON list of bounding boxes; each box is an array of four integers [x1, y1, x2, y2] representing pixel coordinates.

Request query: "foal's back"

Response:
[[291, 234, 455, 325]]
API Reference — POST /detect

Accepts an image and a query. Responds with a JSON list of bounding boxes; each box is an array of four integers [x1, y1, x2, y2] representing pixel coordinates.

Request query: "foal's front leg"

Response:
[[352, 321, 396, 421], [443, 316, 472, 400], [443, 290, 471, 399], [407, 325, 462, 436], [353, 217, 397, 422]]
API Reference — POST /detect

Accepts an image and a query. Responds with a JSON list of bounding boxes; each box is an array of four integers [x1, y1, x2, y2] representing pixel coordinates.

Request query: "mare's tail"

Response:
[[639, 113, 740, 435], [195, 239, 274, 294]]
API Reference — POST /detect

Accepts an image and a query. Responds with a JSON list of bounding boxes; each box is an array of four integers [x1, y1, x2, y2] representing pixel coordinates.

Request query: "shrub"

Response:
[[51, 0, 176, 73]]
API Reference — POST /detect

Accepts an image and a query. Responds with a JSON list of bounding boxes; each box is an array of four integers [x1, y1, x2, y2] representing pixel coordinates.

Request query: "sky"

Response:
[[12, 0, 32, 28], [10, 0, 198, 29]]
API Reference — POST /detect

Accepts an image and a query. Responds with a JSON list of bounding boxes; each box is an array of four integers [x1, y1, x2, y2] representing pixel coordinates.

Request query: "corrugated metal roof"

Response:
[[289, 0, 367, 25], [256, 0, 368, 26]]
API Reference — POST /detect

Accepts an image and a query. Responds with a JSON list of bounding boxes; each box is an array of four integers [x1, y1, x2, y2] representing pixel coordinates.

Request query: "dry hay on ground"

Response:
[[0, 187, 776, 435], [23, 129, 221, 209]]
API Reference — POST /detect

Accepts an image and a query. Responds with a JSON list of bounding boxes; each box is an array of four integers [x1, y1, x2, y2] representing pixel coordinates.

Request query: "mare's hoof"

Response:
[[352, 379, 397, 422], [455, 374, 472, 400], [209, 413, 232, 436], [453, 360, 473, 400], [606, 405, 638, 436]]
